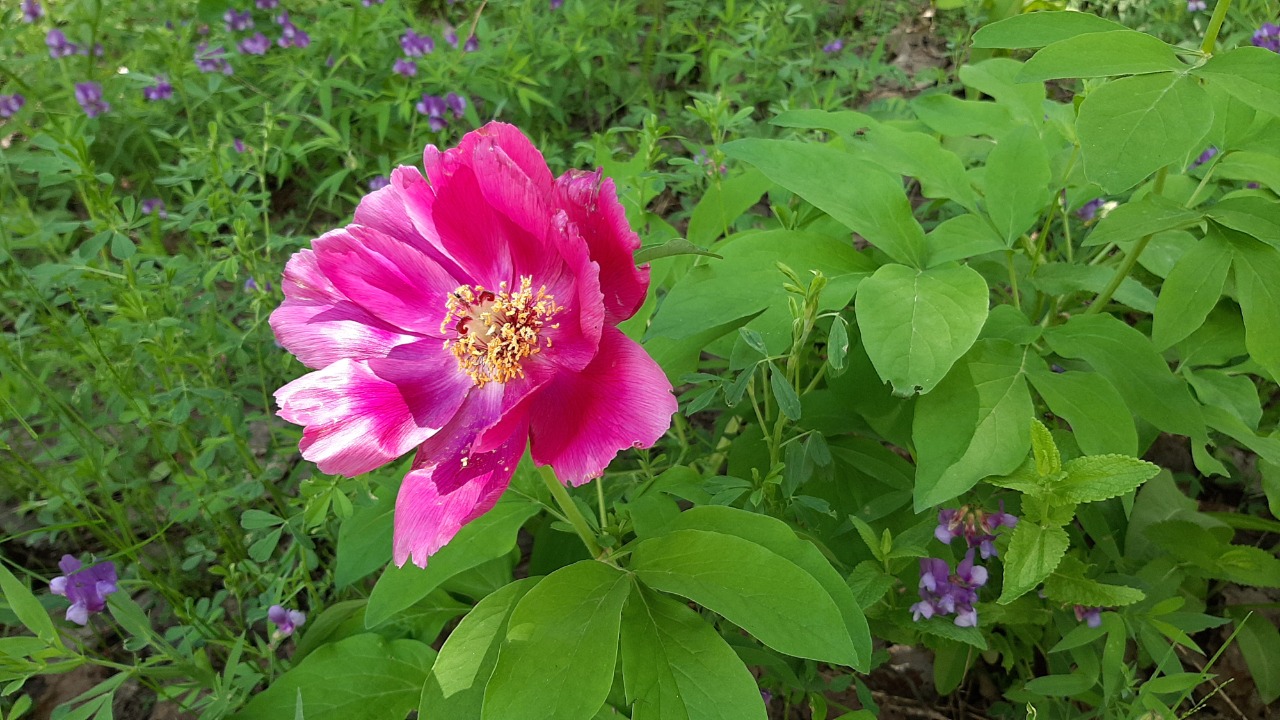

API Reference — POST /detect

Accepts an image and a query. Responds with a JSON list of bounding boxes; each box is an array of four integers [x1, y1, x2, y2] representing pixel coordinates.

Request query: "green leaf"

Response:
[[1214, 150, 1280, 195], [1078, 72, 1213, 193], [768, 362, 801, 421], [999, 522, 1070, 603], [1226, 234, 1280, 381], [234, 634, 434, 720], [1187, 368, 1262, 429], [1043, 563, 1145, 608], [482, 562, 629, 720], [365, 501, 539, 627], [913, 340, 1033, 509], [1043, 315, 1205, 441], [420, 579, 537, 719], [335, 491, 395, 589], [770, 109, 875, 138], [915, 618, 988, 650], [1058, 455, 1160, 504], [633, 238, 720, 265], [1193, 47, 1280, 119], [827, 315, 850, 372], [686, 170, 775, 247], [958, 59, 1045, 124], [924, 214, 1007, 267], [1151, 231, 1232, 350], [1027, 366, 1137, 456], [722, 139, 927, 267], [1083, 195, 1203, 247], [620, 586, 768, 720], [1031, 263, 1157, 314], [1234, 612, 1280, 704], [971, 11, 1128, 49], [910, 94, 1015, 138], [663, 506, 871, 670], [851, 123, 980, 212], [1206, 196, 1280, 251], [1018, 31, 1184, 81], [0, 563, 57, 644], [854, 263, 989, 396], [1024, 673, 1096, 697], [1213, 546, 1280, 588], [1030, 419, 1061, 478], [985, 125, 1052, 244], [630, 529, 859, 666]]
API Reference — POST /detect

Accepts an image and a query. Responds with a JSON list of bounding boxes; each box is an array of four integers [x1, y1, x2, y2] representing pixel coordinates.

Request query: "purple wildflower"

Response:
[[443, 25, 459, 49], [393, 58, 417, 76], [1191, 146, 1219, 168], [239, 32, 271, 55], [21, 0, 43, 23], [0, 94, 25, 118], [362, 0, 386, 5], [277, 13, 311, 49], [195, 43, 233, 74], [1076, 197, 1106, 222], [75, 82, 110, 118], [76, 43, 105, 58], [934, 503, 1018, 559], [416, 93, 448, 130], [256, 0, 279, 8], [234, 138, 247, 153], [368, 175, 390, 191], [50, 555, 118, 626], [140, 198, 167, 218], [224, 8, 254, 32], [47, 29, 79, 58], [1074, 605, 1103, 628], [268, 604, 306, 636], [1186, 0, 1206, 10], [1252, 23, 1280, 53], [950, 550, 988, 627], [760, 689, 773, 704], [550, 0, 564, 8], [400, 29, 435, 56], [143, 75, 174, 101], [445, 92, 467, 118], [910, 558, 956, 621], [244, 277, 259, 292], [823, 38, 844, 54], [463, 34, 479, 52]]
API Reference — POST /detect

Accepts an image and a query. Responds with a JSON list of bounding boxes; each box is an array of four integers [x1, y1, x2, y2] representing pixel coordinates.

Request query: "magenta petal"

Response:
[[529, 327, 676, 485], [275, 358, 460, 476], [392, 417, 528, 567], [313, 224, 460, 338], [424, 121, 554, 194], [554, 170, 649, 323]]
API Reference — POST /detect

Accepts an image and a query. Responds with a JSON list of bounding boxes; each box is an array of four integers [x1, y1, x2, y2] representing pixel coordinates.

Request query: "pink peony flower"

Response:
[[270, 123, 676, 567]]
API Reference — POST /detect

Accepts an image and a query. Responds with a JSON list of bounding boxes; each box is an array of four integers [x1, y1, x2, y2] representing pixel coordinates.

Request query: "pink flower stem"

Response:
[[538, 465, 604, 558]]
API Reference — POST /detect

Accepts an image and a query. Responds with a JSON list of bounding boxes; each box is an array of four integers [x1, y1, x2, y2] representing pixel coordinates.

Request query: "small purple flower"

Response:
[[550, 0, 564, 8], [244, 277, 259, 292], [1186, 0, 1206, 10], [140, 198, 167, 218], [400, 29, 435, 56], [368, 175, 390, 191], [1252, 23, 1280, 53], [0, 94, 25, 118], [823, 38, 844, 54], [50, 555, 118, 626], [910, 558, 956, 621], [224, 8, 254, 32], [443, 26, 459, 49], [234, 138, 247, 153], [934, 503, 1018, 558], [76, 43, 105, 58], [195, 43, 234, 74], [143, 75, 174, 101], [362, 0, 386, 5], [1191, 146, 1219, 169], [256, 0, 279, 8], [1074, 605, 1103, 628], [463, 34, 479, 52], [47, 29, 79, 58], [239, 32, 271, 55], [21, 0, 43, 23], [75, 82, 110, 118], [393, 58, 417, 76], [277, 13, 311, 49], [760, 689, 773, 704], [416, 94, 448, 129], [1076, 197, 1106, 222], [445, 92, 467, 118], [268, 604, 306, 636]]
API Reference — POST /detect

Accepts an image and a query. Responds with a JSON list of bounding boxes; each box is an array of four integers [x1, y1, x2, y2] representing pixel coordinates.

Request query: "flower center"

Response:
[[441, 276, 561, 386]]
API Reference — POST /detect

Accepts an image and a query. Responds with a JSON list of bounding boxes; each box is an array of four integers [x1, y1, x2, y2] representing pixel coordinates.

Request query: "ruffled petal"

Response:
[[529, 327, 675, 485], [392, 415, 529, 567], [353, 166, 471, 282], [423, 121, 554, 194], [313, 224, 460, 338], [275, 356, 467, 476], [554, 169, 649, 323]]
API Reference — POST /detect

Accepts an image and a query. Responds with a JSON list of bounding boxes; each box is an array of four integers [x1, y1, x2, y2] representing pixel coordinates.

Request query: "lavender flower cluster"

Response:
[[910, 504, 1017, 627], [416, 92, 468, 131], [1253, 23, 1280, 53], [392, 23, 478, 77]]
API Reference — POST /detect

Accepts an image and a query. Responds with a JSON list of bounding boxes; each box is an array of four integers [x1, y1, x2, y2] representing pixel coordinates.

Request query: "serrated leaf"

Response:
[[1030, 419, 1061, 477], [999, 522, 1070, 603], [1058, 455, 1160, 504], [1042, 561, 1145, 607]]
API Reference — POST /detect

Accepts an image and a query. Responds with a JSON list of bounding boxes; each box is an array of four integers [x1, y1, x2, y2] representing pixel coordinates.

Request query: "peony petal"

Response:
[[353, 166, 471, 282], [313, 224, 460, 338], [529, 327, 676, 485], [366, 339, 475, 428], [423, 121, 554, 194], [554, 169, 649, 323], [275, 356, 468, 476], [392, 416, 529, 567]]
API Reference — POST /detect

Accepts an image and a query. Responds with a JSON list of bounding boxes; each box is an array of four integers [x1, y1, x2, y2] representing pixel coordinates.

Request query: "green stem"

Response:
[[538, 466, 603, 558], [1086, 166, 1169, 314], [1201, 0, 1233, 54]]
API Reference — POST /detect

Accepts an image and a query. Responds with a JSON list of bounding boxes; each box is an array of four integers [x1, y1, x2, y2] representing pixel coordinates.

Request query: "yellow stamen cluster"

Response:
[[441, 276, 561, 386]]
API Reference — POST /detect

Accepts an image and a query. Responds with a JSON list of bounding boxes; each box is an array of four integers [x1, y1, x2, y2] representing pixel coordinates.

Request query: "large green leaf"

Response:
[[1082, 195, 1203, 248], [420, 579, 538, 719], [971, 11, 1128, 49], [620, 585, 768, 720], [686, 169, 775, 247], [958, 59, 1045, 123], [1214, 150, 1280, 195], [630, 529, 859, 666], [1027, 366, 1137, 456], [924, 213, 1007, 267], [1078, 72, 1213, 193], [1233, 611, 1280, 704], [1018, 31, 1184, 81], [910, 94, 1015, 138], [365, 501, 540, 627], [1206, 196, 1280, 251], [1031, 263, 1156, 313], [985, 125, 1052, 244], [335, 490, 396, 589], [1193, 47, 1280, 119], [646, 230, 874, 355], [663, 506, 871, 670], [1226, 234, 1280, 381], [999, 522, 1070, 604], [854, 263, 989, 396], [0, 562, 57, 645], [851, 123, 980, 212], [913, 339, 1033, 509], [483, 562, 629, 720], [722, 139, 927, 267], [1151, 231, 1232, 350], [235, 634, 434, 720]]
